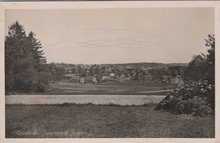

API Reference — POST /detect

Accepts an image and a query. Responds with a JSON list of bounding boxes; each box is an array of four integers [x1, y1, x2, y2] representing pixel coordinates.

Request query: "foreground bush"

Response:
[[155, 80, 214, 116]]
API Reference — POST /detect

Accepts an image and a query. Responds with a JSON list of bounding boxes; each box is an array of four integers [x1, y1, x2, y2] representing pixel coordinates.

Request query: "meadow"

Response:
[[6, 104, 214, 138], [5, 81, 214, 138]]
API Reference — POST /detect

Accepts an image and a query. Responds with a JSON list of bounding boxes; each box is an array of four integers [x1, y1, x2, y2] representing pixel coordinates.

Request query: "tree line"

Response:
[[185, 34, 215, 84], [59, 63, 186, 82]]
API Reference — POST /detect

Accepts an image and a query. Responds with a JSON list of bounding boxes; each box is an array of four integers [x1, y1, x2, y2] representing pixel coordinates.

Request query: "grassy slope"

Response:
[[6, 81, 176, 95], [6, 104, 214, 138]]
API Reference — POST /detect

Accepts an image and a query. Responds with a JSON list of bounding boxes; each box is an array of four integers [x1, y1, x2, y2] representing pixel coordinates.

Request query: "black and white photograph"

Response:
[[3, 5, 216, 139]]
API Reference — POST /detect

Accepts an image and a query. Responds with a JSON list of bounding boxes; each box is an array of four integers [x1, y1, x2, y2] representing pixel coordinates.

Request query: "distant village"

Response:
[[49, 62, 187, 86]]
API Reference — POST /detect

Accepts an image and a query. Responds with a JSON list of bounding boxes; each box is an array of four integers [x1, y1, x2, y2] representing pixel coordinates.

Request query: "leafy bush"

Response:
[[155, 80, 214, 116], [33, 82, 49, 93]]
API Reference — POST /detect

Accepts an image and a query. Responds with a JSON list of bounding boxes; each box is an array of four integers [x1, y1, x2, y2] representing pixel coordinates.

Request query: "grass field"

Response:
[[47, 81, 176, 95], [6, 104, 214, 138]]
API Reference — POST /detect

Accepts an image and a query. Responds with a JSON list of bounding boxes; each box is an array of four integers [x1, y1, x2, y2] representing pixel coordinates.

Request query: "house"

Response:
[[80, 78, 86, 84], [109, 73, 115, 77], [102, 76, 112, 81], [117, 74, 126, 82], [93, 76, 98, 84], [84, 76, 98, 84]]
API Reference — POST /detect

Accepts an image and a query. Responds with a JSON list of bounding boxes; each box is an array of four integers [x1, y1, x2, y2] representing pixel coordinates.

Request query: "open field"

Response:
[[47, 81, 175, 95], [6, 104, 214, 138]]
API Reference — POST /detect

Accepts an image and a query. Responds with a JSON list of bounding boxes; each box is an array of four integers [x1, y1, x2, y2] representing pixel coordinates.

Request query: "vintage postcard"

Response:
[[0, 1, 219, 143]]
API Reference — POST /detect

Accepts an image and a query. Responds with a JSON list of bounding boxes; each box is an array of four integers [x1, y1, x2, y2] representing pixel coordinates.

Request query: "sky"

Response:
[[5, 8, 214, 64]]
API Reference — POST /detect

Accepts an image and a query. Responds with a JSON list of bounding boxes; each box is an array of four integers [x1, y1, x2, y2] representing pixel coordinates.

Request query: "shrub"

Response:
[[155, 80, 214, 116], [33, 82, 48, 93]]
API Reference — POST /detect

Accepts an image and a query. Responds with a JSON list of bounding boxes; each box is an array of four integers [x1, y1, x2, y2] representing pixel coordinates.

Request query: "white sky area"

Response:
[[5, 8, 214, 64]]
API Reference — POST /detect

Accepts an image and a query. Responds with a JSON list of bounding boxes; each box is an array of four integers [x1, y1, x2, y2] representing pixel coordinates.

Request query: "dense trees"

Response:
[[48, 63, 65, 82], [156, 34, 215, 116], [184, 34, 215, 84], [5, 21, 49, 93], [184, 54, 207, 81], [59, 63, 187, 82]]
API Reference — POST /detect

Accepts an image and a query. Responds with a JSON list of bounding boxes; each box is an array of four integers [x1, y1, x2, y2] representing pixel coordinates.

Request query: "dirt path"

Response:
[[6, 95, 165, 105]]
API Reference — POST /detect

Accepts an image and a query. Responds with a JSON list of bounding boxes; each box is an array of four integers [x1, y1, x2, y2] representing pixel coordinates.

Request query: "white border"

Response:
[[0, 1, 219, 143]]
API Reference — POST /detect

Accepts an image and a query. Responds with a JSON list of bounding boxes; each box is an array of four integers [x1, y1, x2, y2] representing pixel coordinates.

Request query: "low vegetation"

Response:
[[156, 80, 214, 116], [6, 104, 214, 138], [48, 81, 175, 95]]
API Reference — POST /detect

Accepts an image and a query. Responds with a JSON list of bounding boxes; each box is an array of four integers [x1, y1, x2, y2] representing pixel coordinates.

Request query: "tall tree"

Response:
[[184, 34, 215, 84], [185, 54, 207, 81], [205, 34, 215, 84], [28, 31, 47, 67], [5, 21, 48, 93]]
